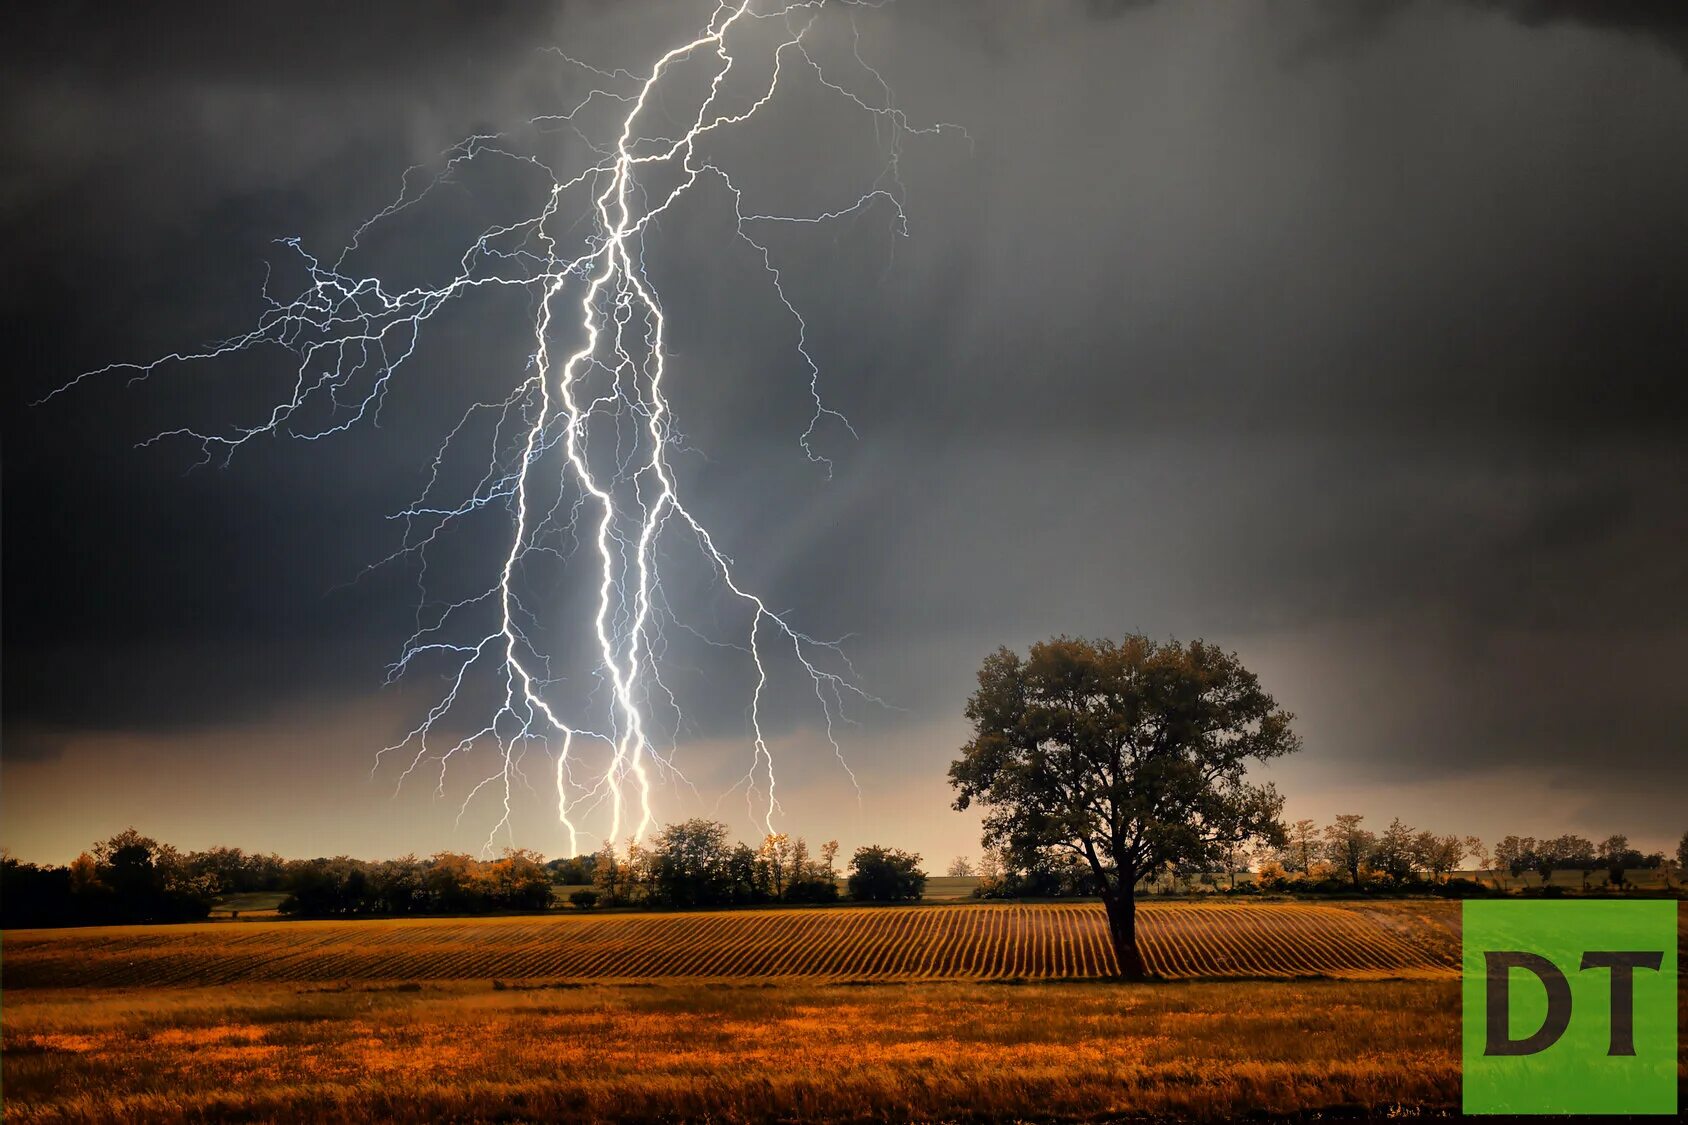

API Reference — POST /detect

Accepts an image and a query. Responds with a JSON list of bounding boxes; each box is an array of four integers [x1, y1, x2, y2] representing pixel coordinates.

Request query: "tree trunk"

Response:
[[1103, 893, 1147, 980]]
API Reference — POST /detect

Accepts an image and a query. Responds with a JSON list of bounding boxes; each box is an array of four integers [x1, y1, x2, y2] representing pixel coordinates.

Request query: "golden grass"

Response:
[[1, 899, 1459, 989], [2, 978, 1463, 1123]]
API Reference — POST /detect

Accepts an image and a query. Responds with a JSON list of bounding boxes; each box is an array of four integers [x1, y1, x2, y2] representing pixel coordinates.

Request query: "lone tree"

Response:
[[950, 635, 1298, 979]]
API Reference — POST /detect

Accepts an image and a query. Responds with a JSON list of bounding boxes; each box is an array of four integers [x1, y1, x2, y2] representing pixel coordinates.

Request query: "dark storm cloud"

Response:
[[1274, 2, 1688, 69], [1317, 1, 1688, 67], [1, 0, 586, 742], [3, 2, 1684, 852]]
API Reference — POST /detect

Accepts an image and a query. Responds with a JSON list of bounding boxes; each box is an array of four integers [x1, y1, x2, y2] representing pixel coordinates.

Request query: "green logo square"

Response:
[[1462, 901, 1678, 1115]]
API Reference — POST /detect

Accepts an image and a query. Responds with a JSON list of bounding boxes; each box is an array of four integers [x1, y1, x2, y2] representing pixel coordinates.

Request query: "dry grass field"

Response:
[[2, 900, 1458, 989], [2, 978, 1463, 1123], [30, 898, 1651, 1122]]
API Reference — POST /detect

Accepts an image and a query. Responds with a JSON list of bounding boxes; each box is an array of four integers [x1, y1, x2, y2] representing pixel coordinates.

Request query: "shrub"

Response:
[[547, 854, 598, 886], [1518, 883, 1566, 898], [847, 846, 926, 902], [1254, 861, 1290, 891], [785, 877, 840, 904], [569, 889, 600, 909]]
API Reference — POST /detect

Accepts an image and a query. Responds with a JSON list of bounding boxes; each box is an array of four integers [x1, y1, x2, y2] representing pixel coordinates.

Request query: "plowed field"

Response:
[[3, 901, 1457, 988]]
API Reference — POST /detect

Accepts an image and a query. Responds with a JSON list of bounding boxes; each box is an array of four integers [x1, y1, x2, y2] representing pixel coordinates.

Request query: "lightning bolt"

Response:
[[43, 1, 961, 854]]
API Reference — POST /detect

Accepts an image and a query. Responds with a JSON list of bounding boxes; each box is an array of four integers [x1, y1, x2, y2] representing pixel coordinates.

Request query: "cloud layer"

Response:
[[4, 1, 1684, 860]]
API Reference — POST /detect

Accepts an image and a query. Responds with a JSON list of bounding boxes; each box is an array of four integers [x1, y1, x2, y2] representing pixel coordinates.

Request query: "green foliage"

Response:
[[784, 876, 841, 903], [847, 846, 926, 902], [177, 846, 286, 895], [951, 636, 1297, 886], [649, 819, 735, 907], [546, 854, 598, 886], [590, 823, 842, 909], [951, 635, 1297, 976]]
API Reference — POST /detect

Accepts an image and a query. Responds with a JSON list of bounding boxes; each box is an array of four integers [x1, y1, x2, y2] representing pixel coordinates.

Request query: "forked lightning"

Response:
[[43, 1, 960, 854]]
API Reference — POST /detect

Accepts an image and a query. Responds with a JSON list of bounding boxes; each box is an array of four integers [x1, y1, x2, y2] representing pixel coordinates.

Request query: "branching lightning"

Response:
[[44, 1, 960, 854]]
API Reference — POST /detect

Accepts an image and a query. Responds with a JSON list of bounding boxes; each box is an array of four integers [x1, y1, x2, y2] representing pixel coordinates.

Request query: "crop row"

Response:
[[1, 902, 1457, 989]]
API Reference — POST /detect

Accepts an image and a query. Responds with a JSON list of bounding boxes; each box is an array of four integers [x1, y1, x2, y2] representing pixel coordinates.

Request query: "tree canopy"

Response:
[[847, 846, 926, 902], [950, 634, 1298, 977]]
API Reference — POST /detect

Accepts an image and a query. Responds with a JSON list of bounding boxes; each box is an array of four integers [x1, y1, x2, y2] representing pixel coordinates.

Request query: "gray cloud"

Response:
[[3, 2, 1684, 855]]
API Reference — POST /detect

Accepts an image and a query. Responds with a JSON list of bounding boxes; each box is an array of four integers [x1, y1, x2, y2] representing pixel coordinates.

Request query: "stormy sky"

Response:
[[3, 1, 1684, 865]]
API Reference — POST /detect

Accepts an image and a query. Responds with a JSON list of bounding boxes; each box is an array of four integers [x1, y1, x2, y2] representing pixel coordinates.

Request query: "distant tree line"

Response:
[[278, 850, 555, 916], [1254, 816, 1491, 894], [2, 822, 930, 928], [1487, 832, 1669, 891], [577, 820, 924, 909], [2, 829, 233, 927], [961, 819, 1685, 900], [1249, 818, 1675, 895], [0, 829, 558, 925]]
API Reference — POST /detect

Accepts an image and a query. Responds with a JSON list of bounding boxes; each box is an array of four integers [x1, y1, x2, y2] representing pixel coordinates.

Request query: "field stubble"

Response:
[[2, 900, 1475, 1122], [2, 977, 1461, 1123]]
